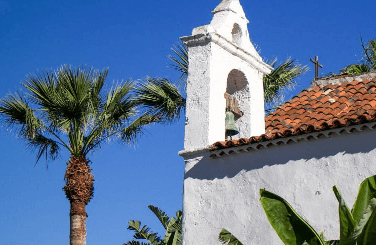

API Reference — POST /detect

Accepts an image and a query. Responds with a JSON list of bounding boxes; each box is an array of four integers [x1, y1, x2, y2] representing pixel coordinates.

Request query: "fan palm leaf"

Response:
[[0, 65, 175, 245], [168, 42, 188, 87], [263, 58, 308, 105], [134, 77, 185, 123], [168, 42, 307, 110]]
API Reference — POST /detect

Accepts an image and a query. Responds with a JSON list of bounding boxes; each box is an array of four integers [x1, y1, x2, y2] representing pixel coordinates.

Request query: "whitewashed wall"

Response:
[[180, 128, 376, 245], [181, 0, 272, 151]]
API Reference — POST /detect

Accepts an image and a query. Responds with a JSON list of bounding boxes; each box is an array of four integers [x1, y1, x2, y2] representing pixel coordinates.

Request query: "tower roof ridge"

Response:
[[212, 0, 241, 14]]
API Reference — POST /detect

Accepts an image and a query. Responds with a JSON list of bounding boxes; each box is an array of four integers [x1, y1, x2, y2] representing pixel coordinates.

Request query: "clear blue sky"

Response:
[[0, 0, 375, 244]]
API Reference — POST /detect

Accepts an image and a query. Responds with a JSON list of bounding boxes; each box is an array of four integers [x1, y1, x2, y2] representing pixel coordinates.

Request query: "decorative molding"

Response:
[[208, 122, 376, 158], [181, 32, 272, 75]]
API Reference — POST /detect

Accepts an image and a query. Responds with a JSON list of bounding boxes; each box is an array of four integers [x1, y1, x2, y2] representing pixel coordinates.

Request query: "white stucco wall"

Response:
[[181, 0, 271, 151], [180, 128, 376, 245]]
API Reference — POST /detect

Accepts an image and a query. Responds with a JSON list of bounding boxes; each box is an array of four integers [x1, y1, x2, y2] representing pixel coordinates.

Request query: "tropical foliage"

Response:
[[0, 65, 183, 245], [338, 37, 376, 75], [167, 43, 188, 87], [124, 205, 182, 245], [219, 174, 376, 245], [219, 229, 244, 245], [163, 42, 307, 110], [263, 58, 308, 109], [134, 77, 185, 123]]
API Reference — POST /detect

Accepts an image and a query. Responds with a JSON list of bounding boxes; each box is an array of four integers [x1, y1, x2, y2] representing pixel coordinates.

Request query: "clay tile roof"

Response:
[[211, 72, 376, 151]]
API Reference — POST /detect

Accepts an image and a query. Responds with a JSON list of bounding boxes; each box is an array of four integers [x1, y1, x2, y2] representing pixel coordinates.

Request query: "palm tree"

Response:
[[339, 37, 376, 75], [0, 65, 183, 245], [124, 205, 182, 245]]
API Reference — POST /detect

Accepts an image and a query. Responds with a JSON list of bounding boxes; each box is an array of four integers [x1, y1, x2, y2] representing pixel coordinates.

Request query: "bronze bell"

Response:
[[225, 110, 239, 137]]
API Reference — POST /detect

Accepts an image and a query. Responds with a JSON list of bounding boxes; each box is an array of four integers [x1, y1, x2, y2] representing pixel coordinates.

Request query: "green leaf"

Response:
[[163, 216, 182, 245], [332, 186, 356, 240], [263, 58, 308, 105], [148, 205, 170, 229], [351, 175, 376, 224], [168, 42, 188, 88], [339, 64, 370, 75], [134, 77, 185, 123], [218, 228, 244, 245], [350, 199, 376, 244], [260, 189, 324, 245], [127, 220, 162, 245]]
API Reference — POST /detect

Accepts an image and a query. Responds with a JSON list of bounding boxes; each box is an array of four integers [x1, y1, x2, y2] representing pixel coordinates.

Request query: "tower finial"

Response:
[[212, 0, 241, 14]]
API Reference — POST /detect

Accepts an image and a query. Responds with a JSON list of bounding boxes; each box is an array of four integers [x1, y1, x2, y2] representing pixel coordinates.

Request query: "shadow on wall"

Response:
[[185, 130, 376, 180]]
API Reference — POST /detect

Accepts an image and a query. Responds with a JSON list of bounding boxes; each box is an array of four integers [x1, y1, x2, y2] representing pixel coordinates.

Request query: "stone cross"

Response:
[[310, 56, 323, 79]]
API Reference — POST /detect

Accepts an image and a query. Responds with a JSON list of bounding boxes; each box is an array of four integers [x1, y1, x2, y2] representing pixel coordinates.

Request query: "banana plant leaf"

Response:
[[260, 189, 324, 245], [349, 198, 376, 245], [163, 211, 182, 245], [218, 228, 244, 245], [333, 186, 356, 240], [351, 175, 376, 224]]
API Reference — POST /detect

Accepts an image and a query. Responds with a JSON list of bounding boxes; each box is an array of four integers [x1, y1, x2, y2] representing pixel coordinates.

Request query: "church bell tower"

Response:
[[181, 0, 272, 151]]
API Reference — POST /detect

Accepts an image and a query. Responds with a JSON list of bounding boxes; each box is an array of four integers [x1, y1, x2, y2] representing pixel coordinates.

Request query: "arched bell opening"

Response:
[[231, 23, 242, 46], [225, 69, 250, 139]]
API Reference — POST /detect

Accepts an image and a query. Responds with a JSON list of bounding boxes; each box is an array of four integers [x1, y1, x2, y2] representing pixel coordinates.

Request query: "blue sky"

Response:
[[1, 0, 375, 244]]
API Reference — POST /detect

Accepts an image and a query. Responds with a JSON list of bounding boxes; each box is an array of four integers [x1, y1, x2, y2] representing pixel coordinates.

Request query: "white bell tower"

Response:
[[181, 0, 272, 151]]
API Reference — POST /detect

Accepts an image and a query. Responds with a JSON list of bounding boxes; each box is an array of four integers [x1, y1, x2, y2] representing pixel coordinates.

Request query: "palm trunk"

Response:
[[63, 155, 94, 245]]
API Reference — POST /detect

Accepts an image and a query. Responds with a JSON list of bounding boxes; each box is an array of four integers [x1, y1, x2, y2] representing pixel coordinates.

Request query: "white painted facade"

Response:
[[179, 0, 376, 244], [181, 0, 272, 151], [180, 127, 376, 244]]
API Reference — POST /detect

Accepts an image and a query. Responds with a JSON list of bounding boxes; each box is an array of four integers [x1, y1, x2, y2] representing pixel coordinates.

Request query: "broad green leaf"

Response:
[[260, 189, 324, 245], [148, 205, 170, 229], [163, 216, 182, 245], [325, 240, 340, 245], [332, 186, 356, 239], [218, 228, 244, 245], [352, 199, 376, 245], [127, 220, 161, 245], [351, 175, 376, 224], [126, 206, 182, 245]]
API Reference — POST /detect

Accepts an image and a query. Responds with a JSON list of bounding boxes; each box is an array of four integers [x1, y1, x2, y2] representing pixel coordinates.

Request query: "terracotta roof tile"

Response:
[[211, 73, 376, 151]]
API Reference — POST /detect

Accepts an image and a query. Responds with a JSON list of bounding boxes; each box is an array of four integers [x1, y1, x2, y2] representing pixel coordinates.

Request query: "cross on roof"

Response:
[[310, 56, 323, 79]]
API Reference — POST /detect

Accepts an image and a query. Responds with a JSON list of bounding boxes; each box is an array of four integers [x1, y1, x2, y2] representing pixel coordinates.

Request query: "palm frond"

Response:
[[168, 42, 188, 88], [80, 82, 134, 154], [263, 58, 308, 106], [0, 92, 42, 139], [134, 78, 185, 123], [121, 113, 159, 144], [23, 66, 94, 129], [28, 133, 60, 164], [102, 80, 135, 123], [0, 92, 63, 164], [218, 229, 244, 245], [1, 65, 171, 166], [89, 68, 108, 111], [23, 69, 57, 108]]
